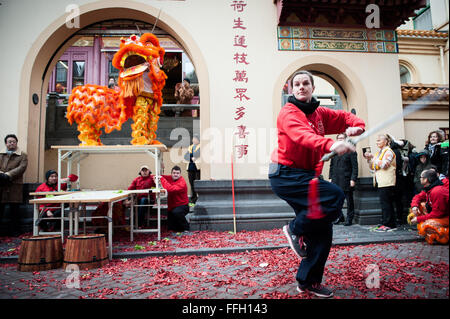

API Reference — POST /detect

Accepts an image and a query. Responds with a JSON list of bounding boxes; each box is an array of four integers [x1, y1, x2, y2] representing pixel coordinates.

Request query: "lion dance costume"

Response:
[[407, 203, 449, 245], [67, 33, 167, 145]]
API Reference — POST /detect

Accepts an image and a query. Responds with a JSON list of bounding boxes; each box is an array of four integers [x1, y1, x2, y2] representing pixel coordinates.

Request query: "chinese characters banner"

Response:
[[231, 0, 250, 160]]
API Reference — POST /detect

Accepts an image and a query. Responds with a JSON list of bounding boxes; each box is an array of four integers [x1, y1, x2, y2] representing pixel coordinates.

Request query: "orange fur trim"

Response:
[[67, 33, 167, 145], [122, 74, 144, 98]]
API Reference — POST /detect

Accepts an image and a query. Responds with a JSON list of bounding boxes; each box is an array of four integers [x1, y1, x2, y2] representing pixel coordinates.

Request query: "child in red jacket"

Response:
[[157, 165, 189, 232]]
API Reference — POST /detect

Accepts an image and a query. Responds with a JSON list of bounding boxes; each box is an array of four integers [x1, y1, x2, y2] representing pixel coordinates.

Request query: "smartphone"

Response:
[[362, 147, 371, 154]]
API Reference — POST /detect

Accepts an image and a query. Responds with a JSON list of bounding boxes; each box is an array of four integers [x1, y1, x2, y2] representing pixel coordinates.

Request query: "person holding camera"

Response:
[[364, 134, 397, 232]]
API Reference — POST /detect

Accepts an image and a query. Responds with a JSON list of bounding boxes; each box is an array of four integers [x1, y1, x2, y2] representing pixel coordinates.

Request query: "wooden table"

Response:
[[51, 145, 167, 191], [30, 190, 133, 260]]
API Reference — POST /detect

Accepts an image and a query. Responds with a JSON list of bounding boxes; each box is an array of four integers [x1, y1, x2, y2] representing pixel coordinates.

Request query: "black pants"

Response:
[[39, 208, 62, 231], [394, 176, 407, 223], [378, 186, 396, 228], [344, 189, 355, 222], [269, 164, 344, 286], [0, 203, 21, 236], [167, 205, 190, 232], [188, 170, 200, 203]]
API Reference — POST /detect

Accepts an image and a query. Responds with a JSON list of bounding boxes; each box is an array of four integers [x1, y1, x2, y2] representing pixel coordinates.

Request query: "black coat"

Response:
[[425, 143, 443, 173], [329, 152, 358, 191]]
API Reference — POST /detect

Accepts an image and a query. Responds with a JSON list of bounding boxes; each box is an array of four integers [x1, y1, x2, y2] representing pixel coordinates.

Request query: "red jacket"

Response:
[[271, 104, 365, 173], [411, 181, 449, 223], [160, 175, 189, 211], [128, 175, 156, 200], [442, 177, 449, 189], [35, 182, 67, 211]]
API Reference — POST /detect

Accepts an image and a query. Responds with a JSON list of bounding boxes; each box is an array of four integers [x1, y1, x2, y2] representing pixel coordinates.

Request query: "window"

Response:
[[182, 53, 198, 85], [55, 60, 68, 93], [72, 61, 85, 88], [108, 60, 119, 86], [399, 65, 411, 84]]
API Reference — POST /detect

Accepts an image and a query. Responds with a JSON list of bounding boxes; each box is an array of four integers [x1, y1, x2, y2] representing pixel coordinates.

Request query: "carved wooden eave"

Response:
[[275, 0, 427, 29], [401, 83, 449, 114], [397, 30, 448, 55]]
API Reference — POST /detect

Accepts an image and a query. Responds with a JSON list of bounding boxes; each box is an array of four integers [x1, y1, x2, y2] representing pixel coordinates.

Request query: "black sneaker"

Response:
[[282, 225, 307, 258], [333, 215, 345, 225], [297, 283, 334, 298]]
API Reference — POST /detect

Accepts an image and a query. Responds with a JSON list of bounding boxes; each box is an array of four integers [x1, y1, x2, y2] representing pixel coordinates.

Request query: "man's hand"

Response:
[[330, 141, 356, 155], [410, 217, 418, 225], [411, 206, 419, 216], [346, 127, 364, 137], [350, 180, 356, 188]]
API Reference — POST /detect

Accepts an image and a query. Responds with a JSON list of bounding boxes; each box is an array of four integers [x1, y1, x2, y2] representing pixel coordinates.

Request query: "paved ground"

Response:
[[0, 223, 448, 303]]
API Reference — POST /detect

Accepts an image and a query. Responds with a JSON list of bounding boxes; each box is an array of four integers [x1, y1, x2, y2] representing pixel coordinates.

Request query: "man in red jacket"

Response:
[[409, 169, 449, 224], [127, 165, 156, 227], [157, 165, 190, 232], [269, 70, 365, 298]]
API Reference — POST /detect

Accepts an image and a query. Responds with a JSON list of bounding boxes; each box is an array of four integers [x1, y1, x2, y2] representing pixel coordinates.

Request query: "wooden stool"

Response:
[[63, 234, 108, 270], [17, 235, 63, 272]]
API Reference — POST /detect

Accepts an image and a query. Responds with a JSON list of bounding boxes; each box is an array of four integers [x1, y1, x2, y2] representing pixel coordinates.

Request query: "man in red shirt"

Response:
[[409, 169, 449, 224], [157, 166, 190, 232], [269, 71, 365, 298]]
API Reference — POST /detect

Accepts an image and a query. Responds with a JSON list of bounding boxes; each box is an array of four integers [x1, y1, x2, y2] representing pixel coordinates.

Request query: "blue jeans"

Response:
[[269, 163, 345, 285]]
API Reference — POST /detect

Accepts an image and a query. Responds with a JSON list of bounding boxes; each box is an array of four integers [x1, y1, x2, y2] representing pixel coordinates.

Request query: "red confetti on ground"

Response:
[[0, 241, 448, 299]]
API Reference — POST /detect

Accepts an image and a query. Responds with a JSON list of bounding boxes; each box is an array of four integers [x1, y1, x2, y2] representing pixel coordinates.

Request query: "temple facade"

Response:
[[0, 0, 448, 230]]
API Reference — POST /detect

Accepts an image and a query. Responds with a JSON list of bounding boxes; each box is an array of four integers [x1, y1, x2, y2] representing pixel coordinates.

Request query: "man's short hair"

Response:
[[4, 134, 18, 144], [421, 169, 438, 184], [172, 165, 182, 172], [290, 70, 315, 87]]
